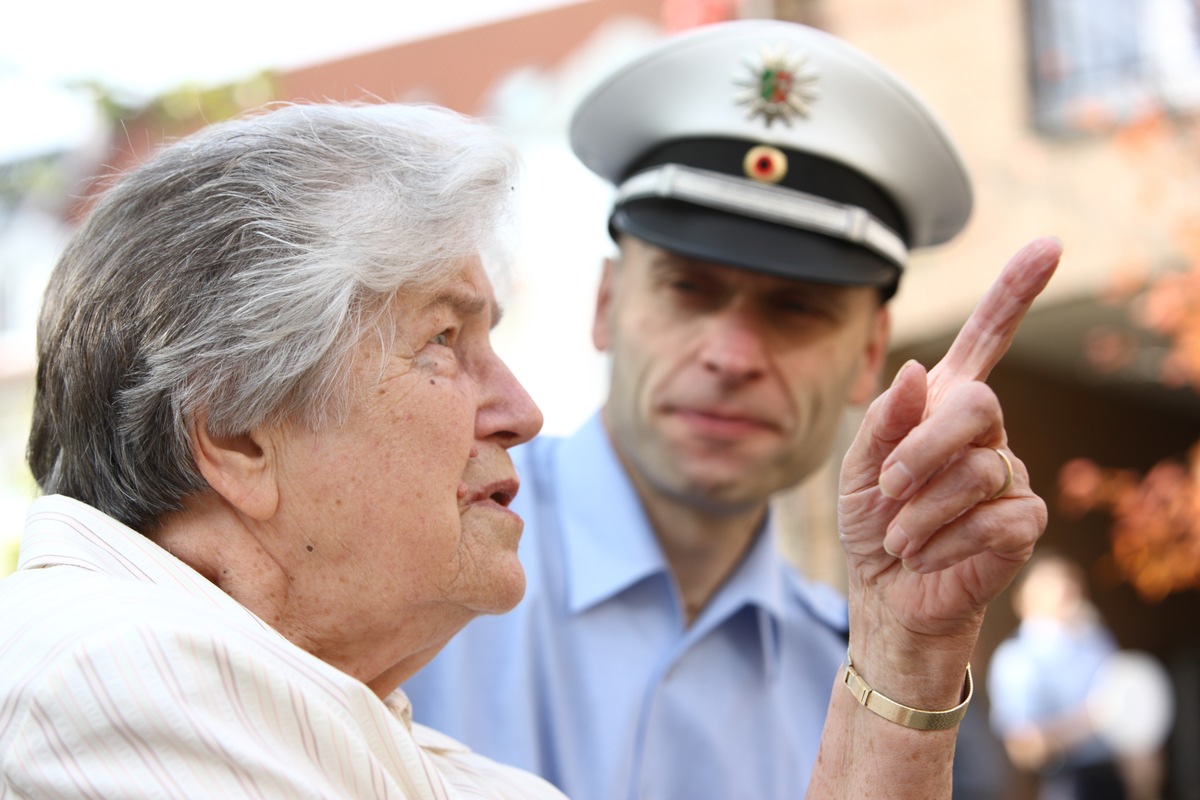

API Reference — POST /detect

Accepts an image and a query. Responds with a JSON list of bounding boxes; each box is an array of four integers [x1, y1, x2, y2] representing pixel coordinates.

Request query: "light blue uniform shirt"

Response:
[[404, 414, 850, 800]]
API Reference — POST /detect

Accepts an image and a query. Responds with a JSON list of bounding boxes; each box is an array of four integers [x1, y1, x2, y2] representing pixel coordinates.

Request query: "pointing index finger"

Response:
[[930, 237, 1063, 385]]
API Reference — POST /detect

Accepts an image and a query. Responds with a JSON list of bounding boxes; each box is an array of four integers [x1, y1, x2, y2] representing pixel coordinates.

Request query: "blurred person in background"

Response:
[[988, 551, 1128, 800]]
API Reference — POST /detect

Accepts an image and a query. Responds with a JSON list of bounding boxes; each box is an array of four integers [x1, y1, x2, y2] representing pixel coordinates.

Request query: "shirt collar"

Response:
[[558, 414, 666, 615], [558, 414, 798, 621], [554, 414, 848, 677], [688, 522, 789, 677], [21, 494, 276, 631]]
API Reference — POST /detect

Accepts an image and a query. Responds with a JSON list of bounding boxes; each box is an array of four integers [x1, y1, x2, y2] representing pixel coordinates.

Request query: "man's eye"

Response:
[[667, 279, 721, 304], [780, 300, 814, 314], [669, 279, 701, 293], [430, 331, 451, 346], [778, 297, 828, 317]]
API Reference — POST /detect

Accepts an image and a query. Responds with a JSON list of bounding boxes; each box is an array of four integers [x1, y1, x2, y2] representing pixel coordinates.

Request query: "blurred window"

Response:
[[1025, 0, 1200, 135]]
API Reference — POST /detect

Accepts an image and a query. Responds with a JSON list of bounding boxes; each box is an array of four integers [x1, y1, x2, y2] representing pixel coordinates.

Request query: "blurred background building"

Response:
[[3, 1, 1200, 797]]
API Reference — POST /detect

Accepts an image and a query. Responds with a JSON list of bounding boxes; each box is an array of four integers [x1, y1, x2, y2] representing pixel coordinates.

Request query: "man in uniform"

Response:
[[405, 19, 1058, 800]]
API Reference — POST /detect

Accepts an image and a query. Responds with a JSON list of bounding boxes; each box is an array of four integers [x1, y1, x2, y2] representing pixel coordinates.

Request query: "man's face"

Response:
[[594, 237, 889, 513], [262, 257, 543, 684]]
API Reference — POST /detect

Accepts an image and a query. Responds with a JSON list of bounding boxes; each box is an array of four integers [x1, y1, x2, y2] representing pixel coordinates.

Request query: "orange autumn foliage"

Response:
[[1059, 111, 1200, 600]]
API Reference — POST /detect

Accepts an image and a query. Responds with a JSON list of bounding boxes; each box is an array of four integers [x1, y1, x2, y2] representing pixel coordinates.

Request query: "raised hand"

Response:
[[838, 237, 1062, 680]]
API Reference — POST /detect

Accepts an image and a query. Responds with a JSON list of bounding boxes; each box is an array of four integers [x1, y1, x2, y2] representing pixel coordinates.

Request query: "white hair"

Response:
[[29, 102, 522, 534]]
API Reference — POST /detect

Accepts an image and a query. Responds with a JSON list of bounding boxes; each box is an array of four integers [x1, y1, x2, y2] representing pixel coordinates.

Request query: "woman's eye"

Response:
[[430, 331, 451, 347]]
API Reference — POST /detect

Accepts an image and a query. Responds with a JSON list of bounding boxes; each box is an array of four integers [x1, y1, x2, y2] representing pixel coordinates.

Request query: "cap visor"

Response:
[[613, 199, 900, 289]]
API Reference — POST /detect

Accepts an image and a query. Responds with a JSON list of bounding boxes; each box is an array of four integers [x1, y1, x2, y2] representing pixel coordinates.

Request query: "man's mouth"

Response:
[[669, 406, 776, 437]]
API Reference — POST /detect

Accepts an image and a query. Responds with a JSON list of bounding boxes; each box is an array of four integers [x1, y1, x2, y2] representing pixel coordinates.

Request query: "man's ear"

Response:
[[191, 416, 279, 522], [592, 257, 617, 352], [848, 305, 892, 407]]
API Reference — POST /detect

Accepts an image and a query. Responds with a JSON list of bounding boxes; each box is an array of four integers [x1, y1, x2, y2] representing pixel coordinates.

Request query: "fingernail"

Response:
[[891, 359, 917, 388], [883, 525, 908, 558], [879, 461, 912, 499]]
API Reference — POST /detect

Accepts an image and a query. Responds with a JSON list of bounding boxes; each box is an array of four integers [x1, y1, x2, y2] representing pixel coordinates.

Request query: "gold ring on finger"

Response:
[[989, 448, 1014, 501]]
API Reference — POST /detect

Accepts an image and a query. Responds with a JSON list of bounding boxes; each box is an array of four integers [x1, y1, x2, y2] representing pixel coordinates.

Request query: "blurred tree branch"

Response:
[[1059, 111, 1200, 602]]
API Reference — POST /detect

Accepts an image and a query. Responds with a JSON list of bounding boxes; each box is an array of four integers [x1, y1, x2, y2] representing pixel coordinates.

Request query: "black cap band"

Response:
[[610, 138, 909, 296]]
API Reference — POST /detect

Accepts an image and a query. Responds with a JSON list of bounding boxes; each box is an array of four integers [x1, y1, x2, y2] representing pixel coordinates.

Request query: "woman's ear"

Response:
[[191, 416, 279, 521]]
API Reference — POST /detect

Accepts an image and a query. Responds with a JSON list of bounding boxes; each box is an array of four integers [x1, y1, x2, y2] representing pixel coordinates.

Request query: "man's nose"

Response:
[[698, 308, 768, 382]]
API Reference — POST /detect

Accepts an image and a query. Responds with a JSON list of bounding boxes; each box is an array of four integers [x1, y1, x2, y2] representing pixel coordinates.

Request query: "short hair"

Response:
[[28, 102, 522, 535]]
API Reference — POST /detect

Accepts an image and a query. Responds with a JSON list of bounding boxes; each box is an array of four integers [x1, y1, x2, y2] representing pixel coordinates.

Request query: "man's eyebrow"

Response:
[[648, 250, 688, 268], [647, 250, 708, 275]]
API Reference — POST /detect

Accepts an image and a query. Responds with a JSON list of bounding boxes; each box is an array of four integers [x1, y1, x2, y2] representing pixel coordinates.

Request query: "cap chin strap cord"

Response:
[[615, 163, 908, 268]]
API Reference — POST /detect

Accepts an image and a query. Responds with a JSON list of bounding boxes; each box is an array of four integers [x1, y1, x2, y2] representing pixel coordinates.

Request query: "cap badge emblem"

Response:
[[743, 145, 788, 184], [734, 44, 818, 127]]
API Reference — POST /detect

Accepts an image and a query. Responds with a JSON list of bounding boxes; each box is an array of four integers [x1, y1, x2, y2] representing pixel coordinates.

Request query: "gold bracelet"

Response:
[[841, 649, 972, 731]]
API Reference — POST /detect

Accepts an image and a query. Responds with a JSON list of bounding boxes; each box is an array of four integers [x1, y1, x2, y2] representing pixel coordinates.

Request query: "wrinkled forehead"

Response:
[[396, 257, 501, 326]]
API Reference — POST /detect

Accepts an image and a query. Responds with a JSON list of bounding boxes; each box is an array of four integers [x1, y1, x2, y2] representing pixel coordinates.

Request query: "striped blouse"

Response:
[[0, 494, 567, 800]]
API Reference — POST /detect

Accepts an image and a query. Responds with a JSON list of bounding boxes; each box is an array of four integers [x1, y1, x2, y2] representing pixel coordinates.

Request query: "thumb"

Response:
[[840, 360, 928, 495]]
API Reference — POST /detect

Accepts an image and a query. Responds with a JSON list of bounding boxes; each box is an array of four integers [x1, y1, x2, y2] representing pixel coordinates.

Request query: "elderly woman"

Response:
[[4, 103, 552, 798], [0, 101, 1058, 799]]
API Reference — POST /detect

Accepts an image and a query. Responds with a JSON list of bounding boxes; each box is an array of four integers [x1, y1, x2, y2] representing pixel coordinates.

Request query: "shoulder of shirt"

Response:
[[0, 567, 357, 701]]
